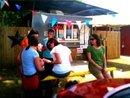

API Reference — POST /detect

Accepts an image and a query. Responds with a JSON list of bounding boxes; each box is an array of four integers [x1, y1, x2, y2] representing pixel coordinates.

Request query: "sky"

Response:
[[82, 0, 130, 25]]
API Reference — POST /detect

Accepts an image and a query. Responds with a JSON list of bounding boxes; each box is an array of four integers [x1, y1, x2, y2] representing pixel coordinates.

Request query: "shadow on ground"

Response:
[[107, 62, 130, 71], [0, 69, 22, 98]]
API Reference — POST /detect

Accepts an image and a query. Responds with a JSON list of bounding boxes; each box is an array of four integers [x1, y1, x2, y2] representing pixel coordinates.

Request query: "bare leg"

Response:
[[103, 71, 112, 79], [94, 73, 105, 80]]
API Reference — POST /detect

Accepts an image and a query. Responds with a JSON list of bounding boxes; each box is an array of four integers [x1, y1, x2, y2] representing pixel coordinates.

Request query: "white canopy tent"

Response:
[[80, 0, 130, 25]]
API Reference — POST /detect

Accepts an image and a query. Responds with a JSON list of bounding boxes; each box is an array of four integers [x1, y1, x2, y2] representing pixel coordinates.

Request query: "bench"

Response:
[[106, 67, 117, 77], [41, 66, 117, 82]]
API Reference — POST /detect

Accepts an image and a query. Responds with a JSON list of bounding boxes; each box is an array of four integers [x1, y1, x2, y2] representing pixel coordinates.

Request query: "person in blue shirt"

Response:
[[40, 29, 55, 78], [20, 29, 45, 98], [41, 29, 55, 59]]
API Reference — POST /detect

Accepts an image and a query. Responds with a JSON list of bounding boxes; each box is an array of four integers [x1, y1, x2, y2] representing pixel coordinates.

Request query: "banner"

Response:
[[76, 21, 82, 30], [41, 14, 48, 23], [66, 20, 72, 28], [51, 17, 57, 27]]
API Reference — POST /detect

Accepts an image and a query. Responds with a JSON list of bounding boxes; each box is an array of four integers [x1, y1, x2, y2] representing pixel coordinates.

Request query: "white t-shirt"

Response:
[[50, 44, 72, 74]]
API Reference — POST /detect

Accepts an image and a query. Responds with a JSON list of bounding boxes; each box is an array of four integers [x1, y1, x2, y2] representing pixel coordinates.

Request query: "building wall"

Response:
[[32, 12, 91, 41], [120, 25, 130, 56]]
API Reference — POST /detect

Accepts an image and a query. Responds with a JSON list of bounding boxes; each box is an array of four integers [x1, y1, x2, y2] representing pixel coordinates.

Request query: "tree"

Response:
[[0, 10, 31, 27]]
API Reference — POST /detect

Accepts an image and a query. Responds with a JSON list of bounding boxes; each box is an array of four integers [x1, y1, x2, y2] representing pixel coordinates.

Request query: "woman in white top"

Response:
[[47, 38, 72, 78]]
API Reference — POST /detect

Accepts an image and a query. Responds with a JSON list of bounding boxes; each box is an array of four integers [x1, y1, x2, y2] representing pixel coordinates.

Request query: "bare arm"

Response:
[[17, 49, 23, 65], [69, 54, 73, 62], [50, 53, 72, 64], [101, 53, 109, 73], [42, 46, 47, 51], [103, 53, 107, 68], [52, 53, 62, 64], [87, 52, 102, 71], [35, 57, 45, 71]]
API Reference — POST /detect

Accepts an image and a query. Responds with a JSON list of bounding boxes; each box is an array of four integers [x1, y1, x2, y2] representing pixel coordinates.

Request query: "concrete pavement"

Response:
[[71, 59, 130, 82]]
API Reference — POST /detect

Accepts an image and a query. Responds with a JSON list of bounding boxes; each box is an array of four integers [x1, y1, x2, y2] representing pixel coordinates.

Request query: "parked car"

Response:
[[57, 78, 130, 98]]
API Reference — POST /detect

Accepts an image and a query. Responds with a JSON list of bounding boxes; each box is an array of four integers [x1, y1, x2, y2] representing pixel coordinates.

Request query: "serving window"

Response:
[[56, 23, 79, 39], [55, 22, 89, 47]]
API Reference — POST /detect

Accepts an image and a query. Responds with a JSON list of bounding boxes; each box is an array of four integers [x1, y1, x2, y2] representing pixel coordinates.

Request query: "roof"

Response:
[[3, 0, 117, 16]]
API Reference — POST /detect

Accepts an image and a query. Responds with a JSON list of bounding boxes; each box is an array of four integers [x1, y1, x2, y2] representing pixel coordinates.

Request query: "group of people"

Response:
[[18, 28, 111, 98], [18, 28, 72, 98]]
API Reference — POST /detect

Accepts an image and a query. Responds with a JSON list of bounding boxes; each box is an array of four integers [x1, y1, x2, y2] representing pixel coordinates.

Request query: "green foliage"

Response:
[[0, 11, 30, 27]]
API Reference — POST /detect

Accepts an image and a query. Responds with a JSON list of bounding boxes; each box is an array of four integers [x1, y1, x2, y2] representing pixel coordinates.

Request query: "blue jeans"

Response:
[[52, 71, 70, 78]]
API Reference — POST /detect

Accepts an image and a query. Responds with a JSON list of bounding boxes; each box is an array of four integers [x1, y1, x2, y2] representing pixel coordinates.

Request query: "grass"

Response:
[[0, 68, 86, 98], [0, 69, 22, 98], [0, 68, 64, 98]]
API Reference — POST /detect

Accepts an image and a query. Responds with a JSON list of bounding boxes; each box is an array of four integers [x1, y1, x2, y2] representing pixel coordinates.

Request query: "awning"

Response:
[[3, 0, 117, 16]]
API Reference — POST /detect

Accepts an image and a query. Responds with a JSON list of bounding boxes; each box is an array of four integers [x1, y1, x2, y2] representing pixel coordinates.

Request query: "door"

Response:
[[121, 26, 130, 56]]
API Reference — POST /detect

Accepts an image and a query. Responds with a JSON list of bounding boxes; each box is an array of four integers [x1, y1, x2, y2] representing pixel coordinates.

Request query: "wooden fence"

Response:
[[0, 27, 30, 69], [96, 31, 120, 59], [0, 27, 120, 69]]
